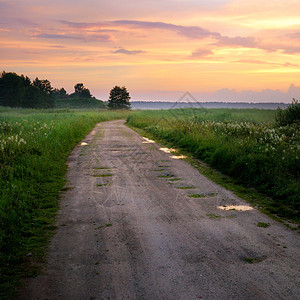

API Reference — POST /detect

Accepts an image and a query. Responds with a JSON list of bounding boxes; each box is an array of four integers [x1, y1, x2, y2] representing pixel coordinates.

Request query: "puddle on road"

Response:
[[218, 205, 254, 211], [160, 147, 176, 153], [143, 137, 156, 143], [171, 155, 187, 159], [159, 146, 187, 159]]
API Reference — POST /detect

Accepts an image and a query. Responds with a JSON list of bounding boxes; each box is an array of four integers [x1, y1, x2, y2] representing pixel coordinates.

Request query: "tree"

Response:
[[0, 71, 56, 108], [74, 83, 84, 94], [73, 83, 92, 98], [107, 86, 131, 110], [0, 71, 25, 107], [32, 77, 55, 108], [33, 78, 53, 95], [20, 74, 31, 87], [53, 87, 68, 99], [22, 85, 44, 108]]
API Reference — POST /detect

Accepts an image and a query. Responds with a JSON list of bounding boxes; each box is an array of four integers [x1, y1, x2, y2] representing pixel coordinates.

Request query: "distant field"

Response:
[[55, 97, 107, 109], [0, 108, 131, 298], [127, 108, 300, 223]]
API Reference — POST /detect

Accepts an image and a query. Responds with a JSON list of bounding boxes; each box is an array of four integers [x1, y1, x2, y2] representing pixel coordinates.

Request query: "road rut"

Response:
[[22, 120, 300, 300]]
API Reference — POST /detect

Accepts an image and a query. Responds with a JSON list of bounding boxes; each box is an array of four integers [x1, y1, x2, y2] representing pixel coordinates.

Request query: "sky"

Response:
[[0, 0, 300, 102]]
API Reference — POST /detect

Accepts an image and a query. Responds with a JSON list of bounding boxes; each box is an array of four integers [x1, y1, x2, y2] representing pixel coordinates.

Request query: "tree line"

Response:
[[0, 71, 131, 109], [0, 71, 94, 109]]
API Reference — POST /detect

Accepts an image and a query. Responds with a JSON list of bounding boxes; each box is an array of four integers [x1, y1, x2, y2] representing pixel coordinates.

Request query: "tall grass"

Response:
[[0, 108, 130, 298], [127, 108, 299, 222]]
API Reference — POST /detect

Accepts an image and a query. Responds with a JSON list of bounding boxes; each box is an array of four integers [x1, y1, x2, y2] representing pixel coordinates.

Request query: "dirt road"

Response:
[[22, 120, 300, 300]]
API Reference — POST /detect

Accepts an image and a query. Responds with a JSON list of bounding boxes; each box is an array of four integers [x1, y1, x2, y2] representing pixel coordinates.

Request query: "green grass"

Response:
[[92, 174, 113, 177], [127, 108, 300, 224], [257, 222, 271, 228], [168, 178, 181, 181], [188, 194, 206, 198], [55, 97, 107, 109], [177, 186, 196, 190], [0, 107, 131, 299], [244, 256, 266, 264], [206, 213, 222, 219], [157, 174, 174, 178]]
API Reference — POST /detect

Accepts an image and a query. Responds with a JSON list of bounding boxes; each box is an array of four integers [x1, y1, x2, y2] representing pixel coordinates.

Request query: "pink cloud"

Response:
[[234, 59, 298, 67], [215, 36, 257, 48], [34, 33, 112, 42], [61, 19, 220, 40], [113, 48, 145, 55], [190, 48, 214, 59]]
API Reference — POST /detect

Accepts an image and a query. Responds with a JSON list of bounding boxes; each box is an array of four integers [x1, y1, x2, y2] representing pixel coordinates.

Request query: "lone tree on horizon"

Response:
[[107, 86, 131, 110]]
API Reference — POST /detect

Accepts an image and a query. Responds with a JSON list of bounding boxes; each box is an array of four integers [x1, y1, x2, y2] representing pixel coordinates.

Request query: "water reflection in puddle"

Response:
[[218, 205, 254, 211], [143, 137, 156, 143], [160, 147, 176, 153], [171, 155, 187, 159]]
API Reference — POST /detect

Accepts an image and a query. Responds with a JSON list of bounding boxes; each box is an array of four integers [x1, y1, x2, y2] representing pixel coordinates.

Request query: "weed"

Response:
[[158, 174, 174, 178], [257, 222, 271, 228], [206, 213, 222, 219], [92, 174, 112, 177], [177, 186, 196, 190], [244, 256, 266, 264], [96, 223, 112, 229], [188, 194, 205, 198]]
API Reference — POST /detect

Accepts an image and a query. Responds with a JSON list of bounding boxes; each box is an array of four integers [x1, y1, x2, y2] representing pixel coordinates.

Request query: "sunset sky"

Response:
[[1, 0, 300, 102]]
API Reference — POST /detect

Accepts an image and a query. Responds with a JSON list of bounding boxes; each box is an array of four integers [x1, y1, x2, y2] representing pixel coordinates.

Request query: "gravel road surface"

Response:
[[22, 120, 300, 300]]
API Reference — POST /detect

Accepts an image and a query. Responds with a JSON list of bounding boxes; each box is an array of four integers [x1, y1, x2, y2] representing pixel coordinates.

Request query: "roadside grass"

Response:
[[127, 108, 300, 227], [0, 108, 131, 299]]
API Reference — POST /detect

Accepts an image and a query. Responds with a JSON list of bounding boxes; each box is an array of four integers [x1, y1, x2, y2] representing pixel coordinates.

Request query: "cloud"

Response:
[[60, 19, 300, 54], [289, 32, 300, 40], [216, 36, 257, 48], [209, 84, 300, 102], [280, 46, 300, 54], [130, 84, 300, 102], [190, 48, 214, 59], [234, 59, 298, 67], [48, 45, 66, 49], [113, 48, 145, 55], [288, 83, 300, 95], [61, 19, 220, 40], [34, 33, 112, 42], [111, 20, 221, 40]]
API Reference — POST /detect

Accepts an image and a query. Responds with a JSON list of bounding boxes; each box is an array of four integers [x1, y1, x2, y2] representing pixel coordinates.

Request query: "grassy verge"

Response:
[[127, 108, 300, 226], [0, 108, 131, 299]]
